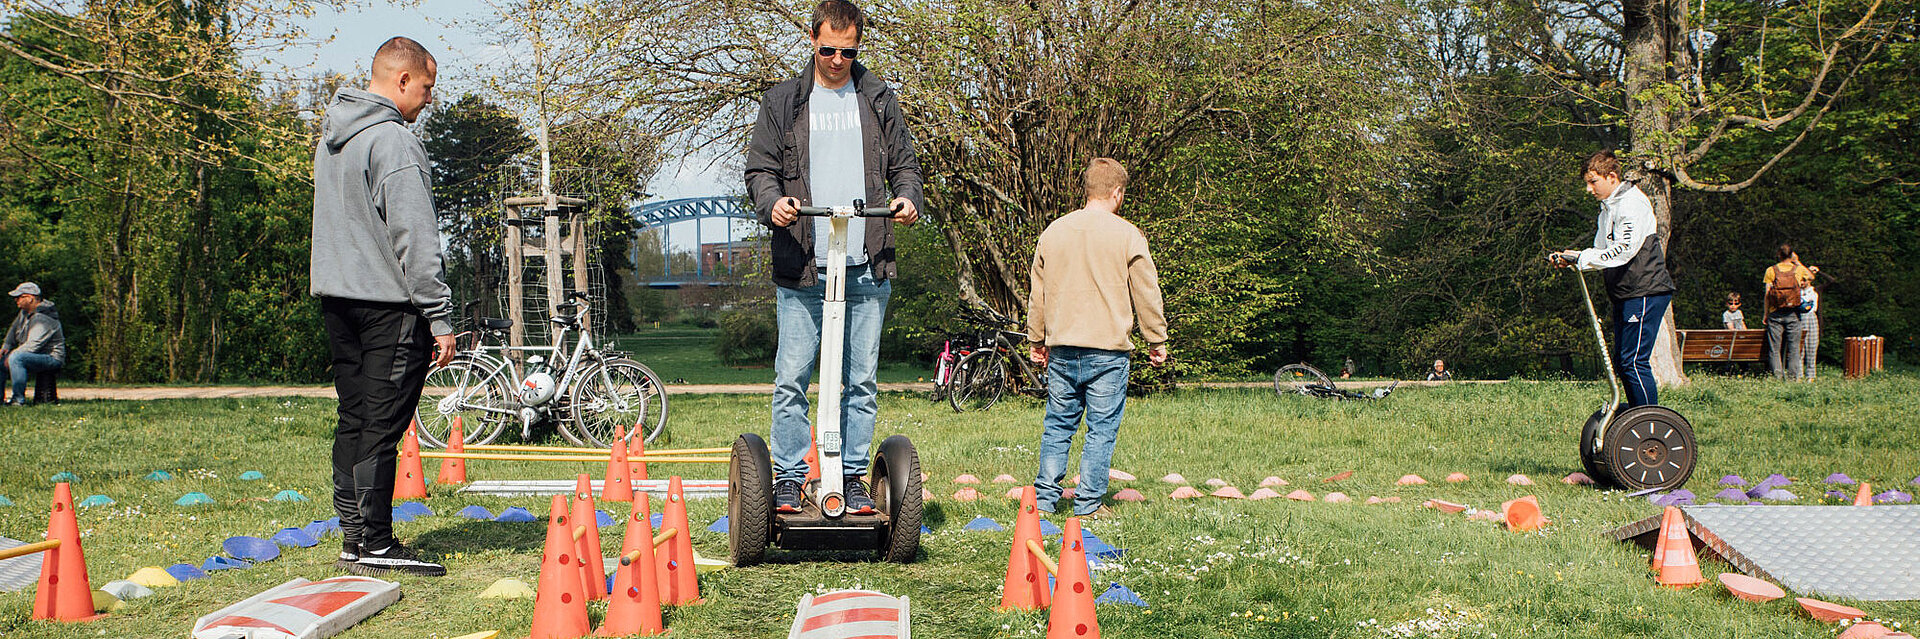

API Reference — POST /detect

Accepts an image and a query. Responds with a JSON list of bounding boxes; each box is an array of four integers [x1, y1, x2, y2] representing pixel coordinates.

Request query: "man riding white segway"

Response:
[[731, 0, 927, 565]]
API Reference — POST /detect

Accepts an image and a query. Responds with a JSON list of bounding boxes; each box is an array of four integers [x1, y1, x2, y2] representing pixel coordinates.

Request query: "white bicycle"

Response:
[[416, 293, 669, 449]]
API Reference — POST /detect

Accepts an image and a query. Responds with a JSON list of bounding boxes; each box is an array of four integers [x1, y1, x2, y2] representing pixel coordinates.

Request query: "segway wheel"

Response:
[[1598, 406, 1697, 491], [871, 435, 924, 563], [728, 433, 774, 567], [1579, 404, 1626, 487]]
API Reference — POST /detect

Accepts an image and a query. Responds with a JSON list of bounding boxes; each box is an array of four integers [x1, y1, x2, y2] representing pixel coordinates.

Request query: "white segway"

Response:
[[730, 199, 925, 566], [1557, 255, 1697, 490]]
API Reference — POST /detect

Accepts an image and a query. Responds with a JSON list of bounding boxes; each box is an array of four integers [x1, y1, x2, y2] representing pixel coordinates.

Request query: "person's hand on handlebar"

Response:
[[771, 196, 800, 227], [889, 197, 918, 225], [433, 334, 457, 368]]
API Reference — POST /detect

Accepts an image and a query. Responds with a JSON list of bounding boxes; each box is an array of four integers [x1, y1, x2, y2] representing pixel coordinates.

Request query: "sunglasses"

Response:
[[817, 45, 860, 60]]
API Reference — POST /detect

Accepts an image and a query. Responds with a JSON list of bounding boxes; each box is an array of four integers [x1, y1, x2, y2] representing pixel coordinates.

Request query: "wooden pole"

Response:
[[465, 444, 728, 456], [0, 539, 58, 562], [1025, 539, 1058, 576]]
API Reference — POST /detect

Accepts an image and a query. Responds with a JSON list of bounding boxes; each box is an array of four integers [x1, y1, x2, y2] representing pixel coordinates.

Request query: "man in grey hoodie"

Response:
[[310, 36, 454, 577], [1, 282, 64, 405]]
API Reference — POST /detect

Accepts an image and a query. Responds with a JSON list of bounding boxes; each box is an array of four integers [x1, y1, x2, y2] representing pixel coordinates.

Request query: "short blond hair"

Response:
[[1084, 158, 1128, 199]]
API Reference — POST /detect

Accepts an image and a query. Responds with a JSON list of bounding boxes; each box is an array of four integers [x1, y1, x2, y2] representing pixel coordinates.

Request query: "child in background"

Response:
[[1722, 292, 1746, 330]]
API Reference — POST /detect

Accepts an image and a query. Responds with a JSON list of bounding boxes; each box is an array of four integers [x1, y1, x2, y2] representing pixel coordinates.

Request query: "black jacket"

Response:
[[744, 61, 926, 289]]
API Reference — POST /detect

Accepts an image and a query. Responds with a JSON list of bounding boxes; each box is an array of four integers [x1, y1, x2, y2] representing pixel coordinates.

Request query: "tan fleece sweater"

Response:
[[1026, 207, 1169, 351]]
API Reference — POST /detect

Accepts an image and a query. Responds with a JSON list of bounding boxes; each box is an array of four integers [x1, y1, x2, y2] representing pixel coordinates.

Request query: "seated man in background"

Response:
[[1426, 359, 1452, 382], [2, 282, 66, 406]]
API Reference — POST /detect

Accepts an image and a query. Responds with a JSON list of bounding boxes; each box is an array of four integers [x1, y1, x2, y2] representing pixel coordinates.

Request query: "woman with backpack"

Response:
[[1763, 244, 1817, 380]]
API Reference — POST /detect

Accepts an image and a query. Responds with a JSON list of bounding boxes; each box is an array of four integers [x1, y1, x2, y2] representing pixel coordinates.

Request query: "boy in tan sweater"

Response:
[[1026, 158, 1169, 517]]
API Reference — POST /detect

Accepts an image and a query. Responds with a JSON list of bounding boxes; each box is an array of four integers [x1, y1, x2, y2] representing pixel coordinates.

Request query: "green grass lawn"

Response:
[[609, 327, 935, 385], [4, 375, 1919, 638]]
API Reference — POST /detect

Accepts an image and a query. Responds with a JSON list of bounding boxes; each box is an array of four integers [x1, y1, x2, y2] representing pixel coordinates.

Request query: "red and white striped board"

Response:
[[786, 589, 910, 639], [192, 576, 400, 639]]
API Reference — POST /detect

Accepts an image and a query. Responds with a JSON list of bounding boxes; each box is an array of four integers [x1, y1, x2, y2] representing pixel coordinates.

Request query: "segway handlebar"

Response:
[[795, 199, 899, 218]]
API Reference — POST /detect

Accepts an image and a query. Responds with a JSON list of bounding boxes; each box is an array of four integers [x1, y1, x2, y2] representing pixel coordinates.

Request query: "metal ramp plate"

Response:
[[458, 479, 728, 499], [1609, 505, 1920, 601], [0, 536, 45, 592]]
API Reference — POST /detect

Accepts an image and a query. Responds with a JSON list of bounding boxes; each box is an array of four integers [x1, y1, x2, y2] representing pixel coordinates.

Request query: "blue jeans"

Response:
[[1034, 346, 1130, 516], [771, 265, 890, 484], [5, 351, 61, 404], [1612, 294, 1670, 407]]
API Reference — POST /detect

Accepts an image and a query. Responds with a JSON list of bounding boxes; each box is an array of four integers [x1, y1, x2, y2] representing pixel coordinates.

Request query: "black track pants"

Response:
[[322, 297, 432, 551]]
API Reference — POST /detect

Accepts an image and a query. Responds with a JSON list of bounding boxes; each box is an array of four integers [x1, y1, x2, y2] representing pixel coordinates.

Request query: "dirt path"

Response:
[[56, 379, 1498, 401]]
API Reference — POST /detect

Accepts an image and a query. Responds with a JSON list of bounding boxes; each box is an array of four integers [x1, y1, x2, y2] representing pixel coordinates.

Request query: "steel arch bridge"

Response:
[[629, 196, 761, 288]]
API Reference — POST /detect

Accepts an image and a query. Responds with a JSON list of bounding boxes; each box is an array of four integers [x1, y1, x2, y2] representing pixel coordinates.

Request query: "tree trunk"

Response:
[[1620, 0, 1691, 387]]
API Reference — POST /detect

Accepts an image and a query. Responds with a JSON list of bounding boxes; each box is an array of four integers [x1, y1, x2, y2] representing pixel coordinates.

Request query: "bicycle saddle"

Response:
[[480, 317, 514, 330]]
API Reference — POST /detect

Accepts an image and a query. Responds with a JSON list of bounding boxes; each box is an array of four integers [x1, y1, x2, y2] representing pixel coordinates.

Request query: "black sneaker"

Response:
[[775, 480, 805, 514], [844, 477, 876, 515], [333, 541, 360, 571], [352, 542, 446, 577]]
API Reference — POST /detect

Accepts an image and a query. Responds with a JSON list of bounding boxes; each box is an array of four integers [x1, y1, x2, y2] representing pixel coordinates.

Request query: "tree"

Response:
[[423, 94, 533, 323]]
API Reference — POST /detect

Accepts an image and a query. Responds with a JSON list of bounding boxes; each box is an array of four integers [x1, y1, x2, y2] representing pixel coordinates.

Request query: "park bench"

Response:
[[1676, 329, 1765, 367]]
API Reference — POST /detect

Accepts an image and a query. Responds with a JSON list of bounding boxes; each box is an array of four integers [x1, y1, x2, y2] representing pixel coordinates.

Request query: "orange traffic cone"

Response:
[[655, 476, 703, 606], [1653, 506, 1704, 588], [602, 424, 633, 503], [628, 423, 650, 482], [804, 438, 821, 483], [531, 495, 591, 639], [998, 486, 1051, 611], [32, 483, 100, 622], [1502, 495, 1544, 532], [436, 417, 469, 485], [1855, 482, 1873, 507], [395, 421, 429, 499], [597, 495, 665, 636], [1649, 507, 1671, 572], [570, 474, 608, 601], [1046, 517, 1100, 639]]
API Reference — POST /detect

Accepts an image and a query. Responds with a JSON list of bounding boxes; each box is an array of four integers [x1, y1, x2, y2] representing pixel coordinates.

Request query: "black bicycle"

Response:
[[1273, 363, 1397, 400], [948, 306, 1046, 411]]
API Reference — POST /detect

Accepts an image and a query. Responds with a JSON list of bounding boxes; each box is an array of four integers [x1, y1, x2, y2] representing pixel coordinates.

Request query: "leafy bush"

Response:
[[715, 308, 777, 365]]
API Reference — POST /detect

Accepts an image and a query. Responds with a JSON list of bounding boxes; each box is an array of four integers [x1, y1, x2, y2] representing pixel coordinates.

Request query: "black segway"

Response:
[[729, 200, 925, 566], [1557, 255, 1698, 490]]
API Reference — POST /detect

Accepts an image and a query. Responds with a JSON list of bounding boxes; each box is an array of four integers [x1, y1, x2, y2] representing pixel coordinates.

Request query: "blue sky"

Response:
[[268, 1, 745, 247]]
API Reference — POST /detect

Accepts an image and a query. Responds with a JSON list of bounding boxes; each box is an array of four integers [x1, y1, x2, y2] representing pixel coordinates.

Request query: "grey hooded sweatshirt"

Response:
[[3, 300, 65, 365], [309, 87, 454, 336]]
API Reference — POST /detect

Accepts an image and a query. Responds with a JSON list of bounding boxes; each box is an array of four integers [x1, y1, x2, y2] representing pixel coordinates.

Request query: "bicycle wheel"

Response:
[[949, 349, 1008, 412], [563, 358, 671, 447], [1273, 363, 1332, 397], [417, 358, 515, 448]]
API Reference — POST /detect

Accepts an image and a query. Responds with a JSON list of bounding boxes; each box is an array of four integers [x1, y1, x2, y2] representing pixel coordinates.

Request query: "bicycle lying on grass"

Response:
[[1273, 363, 1398, 400], [947, 305, 1046, 412], [416, 293, 669, 448]]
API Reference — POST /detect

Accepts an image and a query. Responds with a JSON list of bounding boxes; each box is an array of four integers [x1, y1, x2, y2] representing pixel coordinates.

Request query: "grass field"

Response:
[[3, 373, 1918, 638]]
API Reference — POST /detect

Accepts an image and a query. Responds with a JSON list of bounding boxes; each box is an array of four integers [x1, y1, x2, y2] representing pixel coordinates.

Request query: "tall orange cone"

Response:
[[1653, 506, 1704, 588], [32, 483, 99, 622], [998, 486, 1051, 611], [1046, 517, 1100, 639], [570, 474, 608, 601], [602, 424, 633, 503], [436, 417, 469, 485], [395, 421, 429, 499], [804, 437, 821, 483], [530, 495, 591, 639], [597, 495, 665, 636], [655, 476, 703, 605], [1855, 482, 1874, 507], [1650, 507, 1672, 572], [628, 422, 649, 481]]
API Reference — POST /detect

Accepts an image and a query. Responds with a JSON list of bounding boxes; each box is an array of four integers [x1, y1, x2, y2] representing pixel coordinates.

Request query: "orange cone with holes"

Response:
[[530, 495, 591, 639], [1046, 517, 1100, 639], [655, 476, 703, 605], [602, 424, 633, 503], [804, 439, 821, 483], [1653, 506, 1704, 588], [570, 474, 608, 601], [628, 423, 650, 481], [436, 417, 469, 485], [31, 483, 99, 622], [395, 421, 429, 499], [1855, 482, 1874, 507], [597, 494, 664, 636], [998, 486, 1050, 611]]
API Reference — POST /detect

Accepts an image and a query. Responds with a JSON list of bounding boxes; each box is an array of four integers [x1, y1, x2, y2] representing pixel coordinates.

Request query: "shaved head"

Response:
[[372, 36, 435, 81]]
